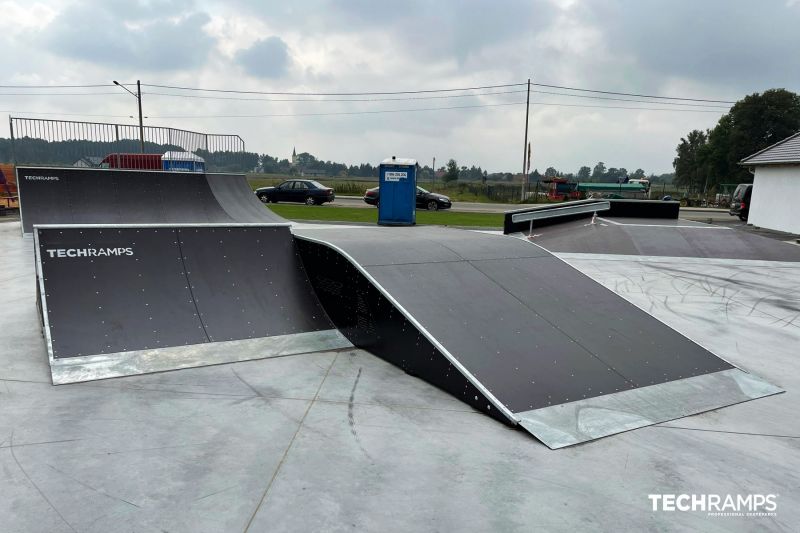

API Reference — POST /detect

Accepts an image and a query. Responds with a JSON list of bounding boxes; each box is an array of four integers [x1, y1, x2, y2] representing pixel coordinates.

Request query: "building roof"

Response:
[[739, 131, 800, 166], [163, 151, 205, 162], [380, 157, 417, 166]]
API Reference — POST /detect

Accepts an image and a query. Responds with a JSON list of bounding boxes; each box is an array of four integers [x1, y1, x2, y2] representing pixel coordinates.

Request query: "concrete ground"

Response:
[[1, 220, 798, 532]]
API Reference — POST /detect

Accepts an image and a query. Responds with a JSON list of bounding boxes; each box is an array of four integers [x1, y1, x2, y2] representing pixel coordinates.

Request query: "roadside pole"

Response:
[[521, 78, 530, 201]]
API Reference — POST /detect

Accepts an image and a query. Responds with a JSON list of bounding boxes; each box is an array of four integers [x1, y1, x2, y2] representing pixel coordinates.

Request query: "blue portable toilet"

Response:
[[378, 156, 417, 226], [162, 151, 206, 173]]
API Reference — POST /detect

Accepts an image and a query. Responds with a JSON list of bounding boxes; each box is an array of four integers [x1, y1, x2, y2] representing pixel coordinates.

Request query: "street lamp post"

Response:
[[113, 80, 145, 153]]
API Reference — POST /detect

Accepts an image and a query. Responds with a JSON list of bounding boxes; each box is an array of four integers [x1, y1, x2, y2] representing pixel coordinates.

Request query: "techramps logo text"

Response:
[[45, 248, 134, 258], [649, 493, 778, 518], [24, 175, 60, 181]]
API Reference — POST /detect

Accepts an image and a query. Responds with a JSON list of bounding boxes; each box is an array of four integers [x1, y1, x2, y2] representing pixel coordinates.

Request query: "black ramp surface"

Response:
[[207, 173, 287, 223], [36, 225, 338, 363], [296, 238, 508, 423], [295, 226, 779, 446], [37, 227, 206, 358], [526, 217, 800, 261], [18, 167, 281, 232], [177, 226, 331, 342]]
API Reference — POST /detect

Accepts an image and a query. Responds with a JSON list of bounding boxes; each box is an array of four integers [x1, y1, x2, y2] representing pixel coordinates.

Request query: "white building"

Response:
[[739, 131, 800, 235]]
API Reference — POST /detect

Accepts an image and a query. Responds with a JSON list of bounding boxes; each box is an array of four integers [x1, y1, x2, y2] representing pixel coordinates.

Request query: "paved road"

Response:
[[332, 195, 513, 213], [333, 195, 736, 220]]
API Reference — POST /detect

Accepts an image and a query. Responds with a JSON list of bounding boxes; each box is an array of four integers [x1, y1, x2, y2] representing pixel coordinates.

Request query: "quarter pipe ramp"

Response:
[[18, 166, 281, 233]]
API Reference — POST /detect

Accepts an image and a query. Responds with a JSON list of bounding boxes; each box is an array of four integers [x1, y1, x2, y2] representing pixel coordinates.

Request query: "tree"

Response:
[[591, 162, 606, 181], [443, 159, 459, 182], [673, 129, 708, 190], [577, 166, 591, 181], [674, 88, 800, 188], [631, 168, 646, 180], [544, 166, 558, 178]]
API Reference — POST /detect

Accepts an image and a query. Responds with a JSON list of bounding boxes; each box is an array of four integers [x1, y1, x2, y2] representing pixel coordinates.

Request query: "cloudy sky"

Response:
[[2, 0, 799, 174]]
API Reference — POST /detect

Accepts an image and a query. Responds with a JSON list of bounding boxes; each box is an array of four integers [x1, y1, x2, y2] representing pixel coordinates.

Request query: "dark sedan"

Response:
[[256, 180, 335, 205], [363, 186, 452, 210], [729, 183, 752, 221]]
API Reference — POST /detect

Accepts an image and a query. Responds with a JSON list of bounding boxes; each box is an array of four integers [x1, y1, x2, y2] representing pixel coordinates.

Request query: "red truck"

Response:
[[101, 153, 162, 170]]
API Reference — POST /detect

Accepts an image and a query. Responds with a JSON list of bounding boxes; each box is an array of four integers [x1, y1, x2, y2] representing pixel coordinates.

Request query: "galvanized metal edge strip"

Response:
[[511, 201, 610, 223], [32, 228, 58, 376], [516, 367, 782, 449], [50, 329, 352, 384], [16, 166, 27, 237], [32, 222, 292, 229], [293, 232, 519, 425], [504, 198, 605, 216]]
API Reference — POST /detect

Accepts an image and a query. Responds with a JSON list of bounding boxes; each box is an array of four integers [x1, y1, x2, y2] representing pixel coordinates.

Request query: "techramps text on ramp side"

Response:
[[293, 226, 781, 448]]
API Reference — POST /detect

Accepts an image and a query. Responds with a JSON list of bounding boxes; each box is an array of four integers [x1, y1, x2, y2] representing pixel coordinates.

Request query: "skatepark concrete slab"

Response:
[[1, 221, 798, 532]]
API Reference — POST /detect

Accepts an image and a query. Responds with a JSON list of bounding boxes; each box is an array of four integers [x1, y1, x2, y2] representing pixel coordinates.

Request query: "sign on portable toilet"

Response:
[[378, 156, 417, 226]]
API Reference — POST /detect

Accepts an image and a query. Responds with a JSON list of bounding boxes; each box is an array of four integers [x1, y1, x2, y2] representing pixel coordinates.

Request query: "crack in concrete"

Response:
[[655, 425, 800, 439]]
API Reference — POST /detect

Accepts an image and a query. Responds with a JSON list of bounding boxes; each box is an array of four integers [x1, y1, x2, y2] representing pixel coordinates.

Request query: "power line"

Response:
[[142, 89, 529, 103], [142, 80, 738, 104], [0, 110, 132, 118], [529, 89, 731, 109], [530, 82, 737, 104], [153, 101, 528, 118], [1, 95, 730, 121], [0, 92, 125, 96], [142, 89, 730, 108], [148, 100, 724, 119], [0, 79, 748, 105], [0, 83, 117, 88], [141, 82, 527, 96]]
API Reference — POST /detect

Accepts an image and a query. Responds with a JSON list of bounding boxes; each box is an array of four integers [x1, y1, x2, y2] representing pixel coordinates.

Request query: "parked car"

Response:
[[729, 183, 753, 221], [363, 186, 452, 211], [255, 180, 335, 205]]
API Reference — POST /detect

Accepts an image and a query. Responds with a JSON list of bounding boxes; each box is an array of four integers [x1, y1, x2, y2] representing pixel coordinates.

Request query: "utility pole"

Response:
[[137, 80, 144, 154], [432, 156, 436, 187], [521, 78, 530, 201], [113, 80, 145, 153]]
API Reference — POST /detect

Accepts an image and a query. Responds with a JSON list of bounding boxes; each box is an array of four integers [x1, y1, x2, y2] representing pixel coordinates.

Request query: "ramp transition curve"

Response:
[[18, 166, 282, 233], [294, 226, 781, 448]]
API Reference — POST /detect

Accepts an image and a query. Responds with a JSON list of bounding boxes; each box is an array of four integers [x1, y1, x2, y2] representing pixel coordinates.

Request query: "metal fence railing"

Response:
[[5, 117, 256, 172]]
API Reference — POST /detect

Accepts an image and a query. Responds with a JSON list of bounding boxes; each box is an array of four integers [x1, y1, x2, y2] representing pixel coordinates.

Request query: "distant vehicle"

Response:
[[729, 183, 753, 221], [255, 179, 335, 205], [363, 186, 452, 210], [628, 178, 650, 190], [661, 195, 673, 201], [162, 151, 205, 173], [101, 153, 162, 170]]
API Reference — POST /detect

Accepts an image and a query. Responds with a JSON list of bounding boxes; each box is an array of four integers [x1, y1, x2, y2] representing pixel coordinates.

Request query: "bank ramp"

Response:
[[294, 226, 780, 448]]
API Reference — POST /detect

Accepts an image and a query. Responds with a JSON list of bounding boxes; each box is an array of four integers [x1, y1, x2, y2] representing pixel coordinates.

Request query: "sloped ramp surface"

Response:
[[294, 226, 781, 448], [18, 166, 282, 233], [35, 224, 349, 383]]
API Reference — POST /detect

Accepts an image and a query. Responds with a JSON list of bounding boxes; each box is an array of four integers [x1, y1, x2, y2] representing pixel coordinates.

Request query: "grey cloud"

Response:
[[577, 0, 800, 93], [233, 0, 557, 65], [236, 37, 292, 78], [43, 1, 214, 71]]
